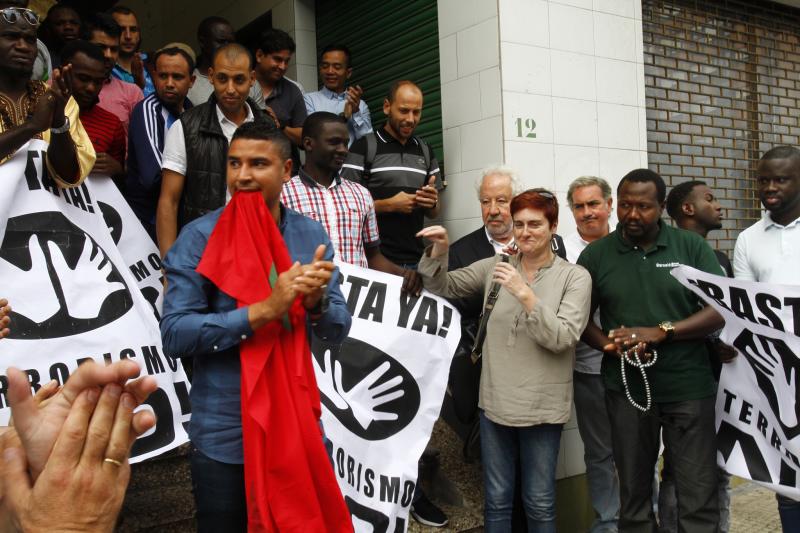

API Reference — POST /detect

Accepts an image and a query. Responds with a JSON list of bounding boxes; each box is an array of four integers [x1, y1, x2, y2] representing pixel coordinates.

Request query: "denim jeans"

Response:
[[189, 446, 247, 533], [574, 372, 620, 533], [480, 410, 562, 533], [606, 391, 719, 533], [777, 494, 800, 532]]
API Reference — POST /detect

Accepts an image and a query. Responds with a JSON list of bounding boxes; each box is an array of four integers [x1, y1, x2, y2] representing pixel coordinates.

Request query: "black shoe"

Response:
[[410, 494, 448, 527]]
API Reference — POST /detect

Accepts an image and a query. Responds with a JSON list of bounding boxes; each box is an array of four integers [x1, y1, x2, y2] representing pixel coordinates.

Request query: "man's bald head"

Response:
[[212, 42, 253, 71]]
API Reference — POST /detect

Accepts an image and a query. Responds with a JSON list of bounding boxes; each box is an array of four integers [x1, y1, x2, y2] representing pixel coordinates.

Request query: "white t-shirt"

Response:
[[162, 103, 255, 202], [564, 231, 603, 374], [734, 213, 800, 284], [186, 69, 213, 106]]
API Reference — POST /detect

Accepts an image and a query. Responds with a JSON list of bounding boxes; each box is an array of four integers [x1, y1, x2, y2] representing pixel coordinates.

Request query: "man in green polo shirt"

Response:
[[576, 169, 724, 533]]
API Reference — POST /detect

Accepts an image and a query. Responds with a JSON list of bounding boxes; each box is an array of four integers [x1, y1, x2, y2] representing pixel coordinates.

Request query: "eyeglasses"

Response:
[[0, 7, 40, 27]]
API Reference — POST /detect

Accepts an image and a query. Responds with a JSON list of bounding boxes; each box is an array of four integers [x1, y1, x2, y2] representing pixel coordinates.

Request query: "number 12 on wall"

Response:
[[515, 117, 537, 139]]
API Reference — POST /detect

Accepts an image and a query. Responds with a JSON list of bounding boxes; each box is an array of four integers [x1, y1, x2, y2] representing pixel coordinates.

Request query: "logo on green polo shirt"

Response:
[[656, 261, 681, 268]]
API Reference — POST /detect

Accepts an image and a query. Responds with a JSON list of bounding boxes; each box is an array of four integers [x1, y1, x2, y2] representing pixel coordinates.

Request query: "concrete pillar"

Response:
[[436, 0, 648, 482]]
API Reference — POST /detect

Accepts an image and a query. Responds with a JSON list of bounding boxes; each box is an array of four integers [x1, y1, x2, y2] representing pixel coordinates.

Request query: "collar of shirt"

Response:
[[320, 86, 346, 100], [614, 219, 669, 253], [376, 125, 419, 147], [764, 212, 800, 230], [215, 101, 255, 129], [298, 167, 342, 189], [484, 226, 513, 254]]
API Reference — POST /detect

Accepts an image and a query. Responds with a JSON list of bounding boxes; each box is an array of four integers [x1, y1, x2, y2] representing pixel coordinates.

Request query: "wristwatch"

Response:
[[658, 321, 675, 342], [50, 116, 70, 134]]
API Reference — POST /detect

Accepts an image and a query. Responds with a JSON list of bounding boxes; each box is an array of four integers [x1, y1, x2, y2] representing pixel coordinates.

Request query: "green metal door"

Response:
[[314, 0, 444, 170]]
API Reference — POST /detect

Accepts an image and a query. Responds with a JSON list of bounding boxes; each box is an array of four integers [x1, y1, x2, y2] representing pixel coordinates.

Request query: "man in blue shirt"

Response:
[[304, 44, 372, 146], [109, 6, 154, 96], [126, 46, 195, 241], [161, 123, 351, 532]]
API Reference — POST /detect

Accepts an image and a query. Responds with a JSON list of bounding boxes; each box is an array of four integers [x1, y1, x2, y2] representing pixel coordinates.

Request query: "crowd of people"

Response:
[[0, 1, 799, 532]]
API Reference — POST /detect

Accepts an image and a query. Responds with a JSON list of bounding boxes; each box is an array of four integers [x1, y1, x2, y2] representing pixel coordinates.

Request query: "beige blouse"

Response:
[[418, 251, 592, 427]]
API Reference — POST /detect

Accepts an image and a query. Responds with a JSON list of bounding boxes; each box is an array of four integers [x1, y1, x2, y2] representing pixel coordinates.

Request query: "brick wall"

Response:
[[643, 0, 800, 253]]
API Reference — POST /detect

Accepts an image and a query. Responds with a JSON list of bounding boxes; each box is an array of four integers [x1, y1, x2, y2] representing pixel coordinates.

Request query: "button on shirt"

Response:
[[160, 205, 351, 464], [733, 213, 800, 284], [281, 168, 380, 268], [304, 87, 373, 145], [162, 103, 256, 202]]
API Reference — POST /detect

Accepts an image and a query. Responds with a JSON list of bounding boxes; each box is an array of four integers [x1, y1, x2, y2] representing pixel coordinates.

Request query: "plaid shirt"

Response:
[[281, 168, 380, 268]]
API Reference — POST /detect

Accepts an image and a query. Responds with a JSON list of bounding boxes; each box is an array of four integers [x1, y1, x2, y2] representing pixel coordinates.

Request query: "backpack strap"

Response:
[[363, 133, 377, 177]]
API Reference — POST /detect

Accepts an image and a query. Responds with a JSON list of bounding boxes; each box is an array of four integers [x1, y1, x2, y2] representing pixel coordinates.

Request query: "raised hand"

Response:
[[6, 359, 158, 481], [295, 245, 334, 311], [0, 235, 60, 324], [335, 360, 404, 430], [47, 237, 125, 319], [415, 175, 438, 210], [416, 225, 449, 258], [343, 85, 363, 119], [50, 66, 73, 128]]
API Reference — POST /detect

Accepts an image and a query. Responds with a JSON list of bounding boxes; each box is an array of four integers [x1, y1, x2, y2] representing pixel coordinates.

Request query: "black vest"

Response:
[[178, 95, 274, 228]]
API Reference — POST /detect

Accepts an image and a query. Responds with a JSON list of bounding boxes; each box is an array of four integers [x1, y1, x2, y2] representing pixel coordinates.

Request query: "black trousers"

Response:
[[606, 390, 719, 533], [190, 446, 247, 533]]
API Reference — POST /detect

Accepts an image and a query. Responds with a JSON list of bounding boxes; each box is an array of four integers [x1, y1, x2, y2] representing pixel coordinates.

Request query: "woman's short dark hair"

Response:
[[511, 189, 559, 228]]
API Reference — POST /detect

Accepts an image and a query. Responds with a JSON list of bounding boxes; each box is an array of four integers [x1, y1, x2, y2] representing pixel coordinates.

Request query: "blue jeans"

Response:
[[480, 411, 562, 533], [189, 446, 247, 533], [777, 494, 800, 532], [574, 372, 620, 532]]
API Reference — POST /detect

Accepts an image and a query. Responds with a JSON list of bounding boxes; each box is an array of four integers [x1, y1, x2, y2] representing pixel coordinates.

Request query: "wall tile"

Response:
[[551, 50, 597, 102], [549, 3, 594, 55], [443, 127, 462, 174], [499, 0, 549, 48], [446, 217, 484, 241], [441, 74, 482, 129], [503, 92, 554, 143], [599, 147, 643, 184], [500, 43, 551, 96], [596, 57, 638, 106], [294, 0, 315, 31], [552, 97, 598, 146], [593, 0, 636, 18], [554, 145, 600, 191], [594, 12, 636, 62], [550, 0, 592, 9], [480, 67, 503, 118], [438, 0, 497, 38], [293, 29, 317, 66], [461, 116, 504, 172], [634, 0, 643, 20], [439, 34, 458, 84], [441, 170, 483, 221], [505, 141, 556, 190], [458, 17, 500, 77], [634, 17, 645, 63], [597, 102, 639, 149], [563, 428, 587, 477]]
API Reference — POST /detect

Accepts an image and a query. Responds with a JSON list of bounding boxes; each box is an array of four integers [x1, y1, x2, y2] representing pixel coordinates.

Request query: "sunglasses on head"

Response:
[[527, 188, 556, 201], [0, 7, 40, 27]]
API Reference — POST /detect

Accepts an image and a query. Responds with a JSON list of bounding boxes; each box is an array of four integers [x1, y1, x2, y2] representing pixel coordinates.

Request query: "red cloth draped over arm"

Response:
[[197, 191, 352, 532]]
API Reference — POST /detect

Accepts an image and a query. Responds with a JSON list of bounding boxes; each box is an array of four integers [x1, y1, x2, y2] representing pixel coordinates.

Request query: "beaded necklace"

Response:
[[620, 345, 658, 412]]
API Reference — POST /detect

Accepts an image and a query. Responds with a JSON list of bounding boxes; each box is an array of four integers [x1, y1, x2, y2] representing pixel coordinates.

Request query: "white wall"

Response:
[[125, 0, 318, 91], [437, 0, 649, 480]]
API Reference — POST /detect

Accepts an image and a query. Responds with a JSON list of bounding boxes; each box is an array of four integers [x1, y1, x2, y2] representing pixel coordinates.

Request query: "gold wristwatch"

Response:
[[658, 321, 675, 342]]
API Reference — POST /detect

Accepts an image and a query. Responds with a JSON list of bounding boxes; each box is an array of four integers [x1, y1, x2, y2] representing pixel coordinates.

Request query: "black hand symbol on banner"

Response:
[[314, 349, 404, 430], [734, 328, 800, 439], [312, 337, 420, 440]]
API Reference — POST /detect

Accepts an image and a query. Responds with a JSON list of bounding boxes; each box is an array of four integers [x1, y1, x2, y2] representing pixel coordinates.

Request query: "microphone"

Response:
[[487, 254, 509, 300]]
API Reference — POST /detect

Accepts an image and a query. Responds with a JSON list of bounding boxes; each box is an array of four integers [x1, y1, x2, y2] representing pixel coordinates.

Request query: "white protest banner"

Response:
[[672, 265, 800, 499], [87, 175, 164, 318], [0, 140, 190, 463], [312, 262, 460, 532]]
